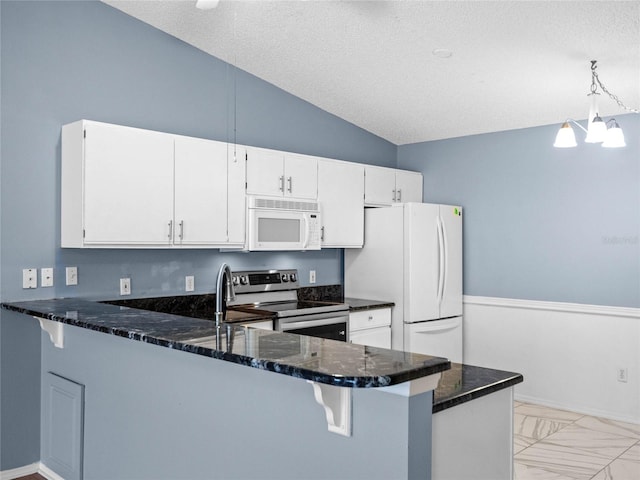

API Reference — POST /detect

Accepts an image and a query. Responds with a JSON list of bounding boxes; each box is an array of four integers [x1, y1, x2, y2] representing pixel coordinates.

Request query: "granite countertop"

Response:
[[2, 298, 450, 389], [433, 363, 523, 413], [343, 297, 395, 311]]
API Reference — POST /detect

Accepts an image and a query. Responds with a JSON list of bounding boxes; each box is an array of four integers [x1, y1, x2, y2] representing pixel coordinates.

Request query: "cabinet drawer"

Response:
[[349, 308, 391, 332]]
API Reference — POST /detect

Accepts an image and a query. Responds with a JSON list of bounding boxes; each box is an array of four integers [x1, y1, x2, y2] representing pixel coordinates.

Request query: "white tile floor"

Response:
[[514, 402, 640, 480]]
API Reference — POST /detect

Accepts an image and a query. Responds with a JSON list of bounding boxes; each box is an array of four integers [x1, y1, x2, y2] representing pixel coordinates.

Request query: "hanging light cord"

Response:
[[590, 60, 639, 114]]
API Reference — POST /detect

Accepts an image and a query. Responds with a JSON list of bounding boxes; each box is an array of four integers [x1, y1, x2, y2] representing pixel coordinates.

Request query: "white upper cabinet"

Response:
[[64, 120, 174, 246], [317, 159, 364, 248], [245, 146, 317, 199], [364, 165, 423, 206], [173, 136, 228, 245], [61, 120, 243, 248]]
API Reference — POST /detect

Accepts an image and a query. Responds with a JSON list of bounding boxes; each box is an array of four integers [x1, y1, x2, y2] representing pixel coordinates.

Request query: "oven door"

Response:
[[277, 312, 349, 342]]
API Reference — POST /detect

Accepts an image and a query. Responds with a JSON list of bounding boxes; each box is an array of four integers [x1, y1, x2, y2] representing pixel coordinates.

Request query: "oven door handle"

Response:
[[280, 317, 347, 330]]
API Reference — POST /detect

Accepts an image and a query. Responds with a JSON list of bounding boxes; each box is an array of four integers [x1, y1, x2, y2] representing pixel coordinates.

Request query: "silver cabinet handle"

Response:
[[287, 176, 292, 193], [397, 189, 402, 202], [179, 220, 184, 241], [321, 226, 325, 242], [392, 189, 397, 202], [168, 220, 173, 241], [279, 176, 285, 192]]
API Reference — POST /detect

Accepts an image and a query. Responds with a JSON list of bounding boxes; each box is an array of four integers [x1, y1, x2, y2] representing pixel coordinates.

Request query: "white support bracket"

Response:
[[36, 317, 64, 349], [307, 381, 352, 437]]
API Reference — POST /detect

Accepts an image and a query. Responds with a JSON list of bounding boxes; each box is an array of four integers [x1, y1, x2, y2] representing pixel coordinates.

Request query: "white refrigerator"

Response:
[[345, 203, 463, 362]]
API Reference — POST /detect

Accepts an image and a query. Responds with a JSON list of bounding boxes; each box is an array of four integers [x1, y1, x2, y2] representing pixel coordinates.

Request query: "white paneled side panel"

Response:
[[345, 206, 405, 350], [439, 204, 463, 318], [174, 136, 227, 244], [405, 203, 440, 323], [43, 372, 85, 480], [61, 121, 85, 247], [227, 144, 246, 245]]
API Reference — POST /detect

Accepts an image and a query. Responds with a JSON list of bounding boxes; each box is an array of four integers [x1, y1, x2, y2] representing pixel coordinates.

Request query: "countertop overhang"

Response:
[[2, 298, 450, 389]]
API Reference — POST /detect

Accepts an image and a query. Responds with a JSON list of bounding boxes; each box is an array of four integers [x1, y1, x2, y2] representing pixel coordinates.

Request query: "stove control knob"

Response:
[[240, 276, 249, 285], [290, 273, 297, 283], [281, 273, 289, 282], [232, 276, 240, 286]]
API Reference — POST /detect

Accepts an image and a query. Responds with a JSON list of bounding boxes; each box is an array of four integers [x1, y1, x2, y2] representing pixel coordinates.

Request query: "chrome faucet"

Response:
[[215, 263, 235, 350]]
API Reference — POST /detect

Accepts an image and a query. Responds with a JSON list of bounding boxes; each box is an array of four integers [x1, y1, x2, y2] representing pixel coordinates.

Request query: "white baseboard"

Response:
[[514, 393, 640, 425], [0, 463, 39, 480], [0, 462, 64, 480], [38, 463, 65, 480]]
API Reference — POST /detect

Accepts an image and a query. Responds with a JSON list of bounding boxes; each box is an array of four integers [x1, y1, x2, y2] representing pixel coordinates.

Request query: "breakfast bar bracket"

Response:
[[307, 381, 352, 437], [36, 316, 64, 349]]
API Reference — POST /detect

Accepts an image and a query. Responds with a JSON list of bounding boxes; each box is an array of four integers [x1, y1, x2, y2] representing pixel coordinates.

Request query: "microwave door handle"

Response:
[[302, 215, 310, 249]]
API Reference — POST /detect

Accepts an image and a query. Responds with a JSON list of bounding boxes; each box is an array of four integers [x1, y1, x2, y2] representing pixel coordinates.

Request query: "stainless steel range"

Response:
[[229, 269, 349, 341]]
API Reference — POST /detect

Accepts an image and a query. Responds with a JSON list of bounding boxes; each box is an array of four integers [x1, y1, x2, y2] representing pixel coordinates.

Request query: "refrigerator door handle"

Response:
[[441, 214, 449, 304], [436, 215, 445, 305]]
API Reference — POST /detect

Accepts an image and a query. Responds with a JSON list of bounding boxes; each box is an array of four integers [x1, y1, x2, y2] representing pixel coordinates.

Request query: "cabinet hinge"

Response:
[[83, 229, 85, 238], [83, 129, 86, 139]]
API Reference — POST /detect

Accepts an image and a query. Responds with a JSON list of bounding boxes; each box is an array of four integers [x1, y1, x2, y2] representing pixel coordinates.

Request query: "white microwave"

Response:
[[246, 196, 322, 251]]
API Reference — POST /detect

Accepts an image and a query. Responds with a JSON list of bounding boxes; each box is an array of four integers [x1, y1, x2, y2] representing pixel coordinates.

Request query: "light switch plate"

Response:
[[23, 268, 37, 289], [185, 275, 195, 292], [41, 268, 54, 287], [65, 266, 78, 286], [120, 278, 131, 296]]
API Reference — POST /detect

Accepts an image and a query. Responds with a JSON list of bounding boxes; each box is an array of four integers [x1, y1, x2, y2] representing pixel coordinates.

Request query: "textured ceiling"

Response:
[[103, 0, 640, 145]]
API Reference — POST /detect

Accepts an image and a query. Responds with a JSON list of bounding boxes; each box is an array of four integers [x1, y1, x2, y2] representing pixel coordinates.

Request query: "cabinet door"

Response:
[[83, 122, 174, 245], [395, 171, 423, 203], [364, 165, 396, 206], [284, 153, 318, 199], [174, 137, 228, 245], [245, 146, 285, 197], [350, 327, 391, 348], [317, 160, 364, 247]]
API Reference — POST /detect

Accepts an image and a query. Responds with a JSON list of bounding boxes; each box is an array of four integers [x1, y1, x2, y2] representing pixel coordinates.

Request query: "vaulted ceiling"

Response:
[[103, 0, 640, 145]]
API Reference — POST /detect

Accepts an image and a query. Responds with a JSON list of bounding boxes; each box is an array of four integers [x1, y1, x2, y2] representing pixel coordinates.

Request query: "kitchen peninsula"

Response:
[[2, 297, 522, 480], [3, 298, 448, 480]]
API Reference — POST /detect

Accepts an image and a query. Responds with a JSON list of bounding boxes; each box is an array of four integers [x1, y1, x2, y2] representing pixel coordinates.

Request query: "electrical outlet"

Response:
[[120, 278, 131, 296], [41, 267, 54, 287], [309, 270, 316, 284], [22, 268, 37, 289], [617, 367, 628, 383], [185, 275, 195, 292], [66, 266, 78, 286]]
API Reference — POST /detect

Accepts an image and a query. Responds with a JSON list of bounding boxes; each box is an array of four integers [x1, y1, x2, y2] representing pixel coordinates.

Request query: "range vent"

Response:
[[252, 197, 319, 212]]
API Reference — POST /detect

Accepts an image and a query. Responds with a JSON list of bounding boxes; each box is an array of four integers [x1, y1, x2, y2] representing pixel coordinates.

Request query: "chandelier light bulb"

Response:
[[602, 120, 626, 148], [585, 114, 607, 143], [553, 122, 578, 148]]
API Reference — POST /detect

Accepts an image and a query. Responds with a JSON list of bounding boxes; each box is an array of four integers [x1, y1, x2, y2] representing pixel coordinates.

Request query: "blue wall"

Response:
[[0, 0, 395, 470], [398, 115, 640, 308]]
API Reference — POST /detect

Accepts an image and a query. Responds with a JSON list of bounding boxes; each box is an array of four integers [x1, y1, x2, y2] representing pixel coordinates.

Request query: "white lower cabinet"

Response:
[[349, 308, 391, 348]]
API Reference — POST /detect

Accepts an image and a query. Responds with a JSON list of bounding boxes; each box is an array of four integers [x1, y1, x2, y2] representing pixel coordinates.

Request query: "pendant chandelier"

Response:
[[554, 60, 639, 149]]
